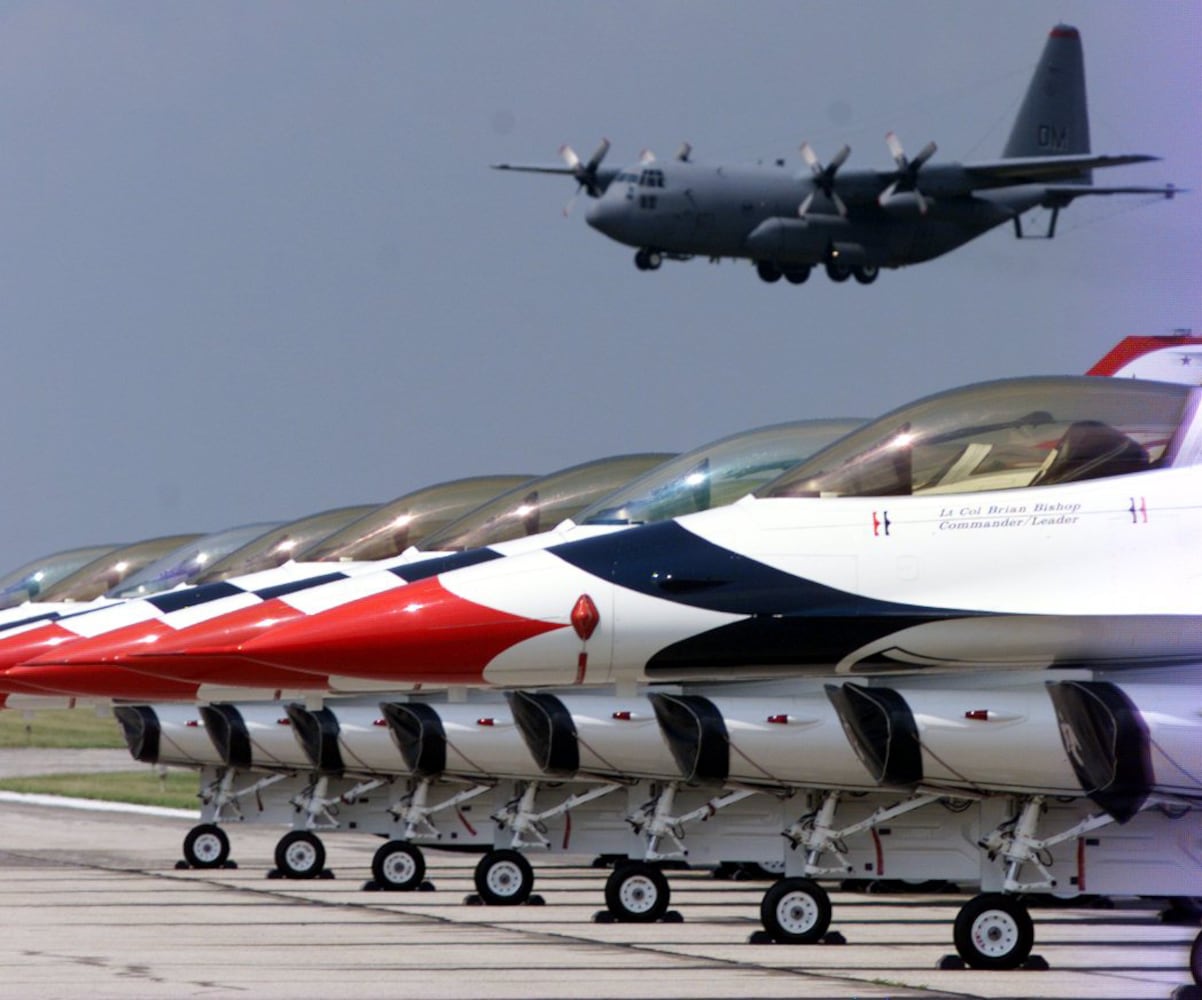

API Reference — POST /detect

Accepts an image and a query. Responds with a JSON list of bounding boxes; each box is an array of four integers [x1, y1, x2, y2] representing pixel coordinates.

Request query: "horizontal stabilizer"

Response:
[[963, 153, 1159, 188]]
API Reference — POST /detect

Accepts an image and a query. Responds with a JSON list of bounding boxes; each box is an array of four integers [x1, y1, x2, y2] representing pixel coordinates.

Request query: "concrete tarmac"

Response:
[[0, 794, 1197, 1000]]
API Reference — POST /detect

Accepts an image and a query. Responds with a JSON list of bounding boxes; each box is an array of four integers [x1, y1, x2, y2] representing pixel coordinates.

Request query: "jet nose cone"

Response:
[[234, 576, 568, 685]]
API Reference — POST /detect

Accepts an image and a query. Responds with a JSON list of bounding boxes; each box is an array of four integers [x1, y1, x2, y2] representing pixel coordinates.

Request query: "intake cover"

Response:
[[199, 704, 253, 770], [113, 705, 159, 763], [648, 693, 729, 783], [507, 691, 580, 777], [285, 704, 344, 774], [825, 684, 923, 787], [380, 702, 447, 777], [1046, 680, 1153, 823]]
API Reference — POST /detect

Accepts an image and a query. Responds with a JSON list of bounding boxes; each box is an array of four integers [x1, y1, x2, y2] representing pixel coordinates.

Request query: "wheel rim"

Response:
[[618, 874, 659, 915], [382, 851, 416, 885], [192, 833, 223, 865], [486, 860, 524, 897], [775, 890, 819, 935], [970, 909, 1020, 959], [285, 840, 318, 873]]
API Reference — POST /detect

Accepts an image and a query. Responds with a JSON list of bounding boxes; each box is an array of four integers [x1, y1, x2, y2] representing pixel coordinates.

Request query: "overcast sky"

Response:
[[0, 0, 1197, 570]]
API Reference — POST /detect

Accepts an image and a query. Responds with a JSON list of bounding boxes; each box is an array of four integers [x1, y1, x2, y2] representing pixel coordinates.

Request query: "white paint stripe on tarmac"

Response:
[[0, 790, 196, 819]]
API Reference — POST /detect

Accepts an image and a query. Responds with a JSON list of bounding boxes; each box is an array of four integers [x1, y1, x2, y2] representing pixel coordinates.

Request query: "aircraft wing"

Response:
[[490, 162, 621, 187], [958, 152, 1159, 188]]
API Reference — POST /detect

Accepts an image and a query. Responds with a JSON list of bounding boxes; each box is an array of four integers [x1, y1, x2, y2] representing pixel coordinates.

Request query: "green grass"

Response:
[[0, 769, 199, 810], [0, 708, 125, 749]]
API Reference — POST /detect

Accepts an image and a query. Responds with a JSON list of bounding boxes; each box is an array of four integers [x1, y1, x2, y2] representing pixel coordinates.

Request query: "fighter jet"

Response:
[[493, 26, 1180, 285]]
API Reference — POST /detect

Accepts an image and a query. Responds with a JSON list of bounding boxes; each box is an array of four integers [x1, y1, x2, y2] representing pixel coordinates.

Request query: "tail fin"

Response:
[[1003, 25, 1091, 173]]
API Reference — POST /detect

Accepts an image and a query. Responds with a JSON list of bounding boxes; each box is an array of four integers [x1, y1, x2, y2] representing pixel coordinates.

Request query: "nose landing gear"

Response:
[[634, 249, 663, 271]]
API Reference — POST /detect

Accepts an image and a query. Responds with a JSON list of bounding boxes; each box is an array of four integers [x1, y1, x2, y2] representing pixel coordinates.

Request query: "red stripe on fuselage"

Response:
[[234, 576, 568, 684]]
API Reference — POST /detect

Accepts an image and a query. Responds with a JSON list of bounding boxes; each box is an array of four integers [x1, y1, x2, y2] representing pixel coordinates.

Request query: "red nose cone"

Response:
[[0, 623, 82, 672], [4, 664, 201, 700], [235, 576, 568, 684], [22, 621, 175, 668]]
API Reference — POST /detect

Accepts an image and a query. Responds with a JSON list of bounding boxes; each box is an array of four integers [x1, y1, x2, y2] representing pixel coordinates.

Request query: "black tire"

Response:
[[645, 251, 663, 271], [473, 849, 534, 906], [1191, 928, 1202, 985], [183, 823, 230, 870], [825, 260, 852, 282], [372, 841, 426, 892], [604, 861, 670, 923], [853, 265, 879, 285], [784, 266, 811, 285], [759, 877, 832, 944], [634, 249, 649, 271], [953, 893, 1035, 970], [274, 830, 326, 880], [756, 261, 782, 283]]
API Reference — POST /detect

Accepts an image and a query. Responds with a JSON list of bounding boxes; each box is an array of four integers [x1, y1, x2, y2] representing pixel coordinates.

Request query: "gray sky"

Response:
[[0, 0, 1197, 570]]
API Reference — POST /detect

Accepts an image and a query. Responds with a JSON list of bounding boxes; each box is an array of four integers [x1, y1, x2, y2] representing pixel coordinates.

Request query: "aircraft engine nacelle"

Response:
[[198, 703, 310, 771], [827, 682, 1084, 798], [284, 702, 403, 775], [1048, 680, 1202, 821], [647, 691, 885, 789], [744, 217, 842, 262], [507, 690, 679, 779], [380, 699, 538, 781], [113, 704, 224, 768]]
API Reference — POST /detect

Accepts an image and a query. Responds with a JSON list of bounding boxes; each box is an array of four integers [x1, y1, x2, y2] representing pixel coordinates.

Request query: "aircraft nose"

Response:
[[585, 197, 623, 237]]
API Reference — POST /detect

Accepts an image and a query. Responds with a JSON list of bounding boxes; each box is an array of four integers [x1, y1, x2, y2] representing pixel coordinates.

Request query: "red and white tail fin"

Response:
[[1088, 334, 1202, 384]]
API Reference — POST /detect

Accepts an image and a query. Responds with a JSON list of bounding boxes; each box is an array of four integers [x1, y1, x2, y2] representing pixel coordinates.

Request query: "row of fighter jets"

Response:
[[1, 334, 1199, 974]]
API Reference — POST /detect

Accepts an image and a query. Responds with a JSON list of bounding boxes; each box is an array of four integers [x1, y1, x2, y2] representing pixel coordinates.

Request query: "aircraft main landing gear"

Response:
[[853, 264, 879, 285], [755, 261, 781, 283], [759, 877, 832, 944], [953, 893, 1035, 970], [371, 840, 426, 891], [824, 260, 852, 282], [473, 849, 535, 905], [181, 823, 231, 869], [634, 249, 662, 271], [273, 830, 327, 879], [604, 861, 671, 922]]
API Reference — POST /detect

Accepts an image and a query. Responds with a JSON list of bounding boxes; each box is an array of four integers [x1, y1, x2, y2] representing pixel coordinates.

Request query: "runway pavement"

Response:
[[0, 790, 1197, 1000]]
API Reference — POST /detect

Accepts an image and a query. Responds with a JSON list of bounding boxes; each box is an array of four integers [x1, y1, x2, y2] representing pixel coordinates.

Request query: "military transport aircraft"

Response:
[[493, 26, 1180, 285]]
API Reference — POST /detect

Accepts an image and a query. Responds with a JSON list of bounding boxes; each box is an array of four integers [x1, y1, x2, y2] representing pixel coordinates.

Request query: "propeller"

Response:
[[560, 138, 610, 216], [676, 142, 693, 163], [799, 142, 851, 217], [878, 132, 937, 214]]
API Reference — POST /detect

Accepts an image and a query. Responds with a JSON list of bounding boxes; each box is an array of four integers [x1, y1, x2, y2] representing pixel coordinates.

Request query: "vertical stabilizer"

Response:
[[1003, 25, 1091, 176]]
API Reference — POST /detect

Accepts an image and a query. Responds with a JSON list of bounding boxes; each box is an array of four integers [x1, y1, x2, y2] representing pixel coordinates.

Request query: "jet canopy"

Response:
[[761, 377, 1195, 500], [108, 523, 279, 598], [0, 544, 120, 609], [580, 419, 863, 526]]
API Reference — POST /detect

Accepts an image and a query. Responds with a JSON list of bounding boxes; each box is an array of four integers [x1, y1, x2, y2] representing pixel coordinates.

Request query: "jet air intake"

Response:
[[648, 693, 730, 784], [379, 700, 538, 780], [113, 704, 225, 768], [506, 691, 580, 777], [284, 704, 344, 774], [826, 684, 923, 787], [198, 703, 311, 770], [1046, 681, 1169, 823]]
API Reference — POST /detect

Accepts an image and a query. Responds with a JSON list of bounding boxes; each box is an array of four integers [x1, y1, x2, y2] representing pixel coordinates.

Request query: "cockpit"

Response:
[[615, 168, 666, 188], [580, 419, 863, 525], [760, 377, 1197, 499]]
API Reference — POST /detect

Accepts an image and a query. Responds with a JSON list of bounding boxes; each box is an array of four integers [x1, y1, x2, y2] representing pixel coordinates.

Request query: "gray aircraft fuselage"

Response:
[[585, 160, 1039, 270]]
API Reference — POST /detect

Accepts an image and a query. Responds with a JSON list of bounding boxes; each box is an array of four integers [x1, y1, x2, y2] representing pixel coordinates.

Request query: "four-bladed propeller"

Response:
[[799, 142, 851, 217], [560, 138, 611, 216], [879, 131, 937, 213]]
